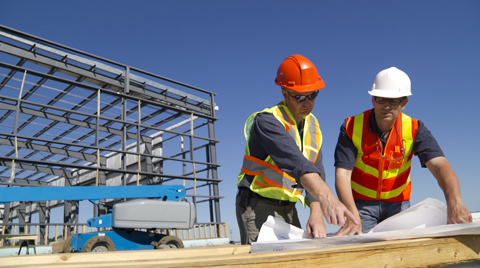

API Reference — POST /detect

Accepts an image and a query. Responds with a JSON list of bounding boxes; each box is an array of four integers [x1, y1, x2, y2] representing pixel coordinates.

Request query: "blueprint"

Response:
[[251, 198, 480, 253]]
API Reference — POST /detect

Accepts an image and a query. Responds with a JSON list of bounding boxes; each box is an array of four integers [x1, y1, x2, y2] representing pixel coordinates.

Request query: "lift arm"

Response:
[[0, 185, 185, 204]]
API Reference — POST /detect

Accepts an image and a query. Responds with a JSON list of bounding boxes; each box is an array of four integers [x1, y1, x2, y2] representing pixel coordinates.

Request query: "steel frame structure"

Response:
[[0, 25, 222, 243]]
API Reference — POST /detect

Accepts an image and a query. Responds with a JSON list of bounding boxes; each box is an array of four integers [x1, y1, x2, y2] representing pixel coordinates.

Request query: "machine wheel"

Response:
[[83, 236, 116, 252], [62, 235, 72, 253], [152, 236, 184, 249]]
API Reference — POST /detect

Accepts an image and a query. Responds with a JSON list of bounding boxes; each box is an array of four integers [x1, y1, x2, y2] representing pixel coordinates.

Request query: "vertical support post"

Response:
[[38, 201, 49, 245], [208, 94, 221, 235], [24, 203, 31, 234], [190, 113, 197, 196], [181, 135, 186, 187], [96, 88, 100, 187], [2, 203, 10, 246], [63, 201, 71, 238], [206, 148, 214, 223], [208, 120, 220, 223], [63, 201, 78, 238], [157, 135, 164, 184], [122, 66, 130, 187], [144, 140, 154, 183], [95, 88, 101, 216], [208, 181, 214, 223], [18, 203, 26, 234], [137, 99, 141, 186], [45, 225, 49, 246], [189, 113, 197, 224]]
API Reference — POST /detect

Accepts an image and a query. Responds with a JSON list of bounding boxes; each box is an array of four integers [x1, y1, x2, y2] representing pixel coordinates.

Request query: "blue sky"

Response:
[[1, 0, 479, 242]]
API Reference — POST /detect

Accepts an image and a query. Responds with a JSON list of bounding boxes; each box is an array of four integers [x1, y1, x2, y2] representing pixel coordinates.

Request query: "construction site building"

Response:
[[0, 24, 222, 245]]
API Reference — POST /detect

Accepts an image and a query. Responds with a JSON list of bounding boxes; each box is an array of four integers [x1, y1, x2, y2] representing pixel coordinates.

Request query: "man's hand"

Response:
[[317, 193, 357, 227], [334, 216, 363, 236], [299, 173, 359, 228], [425, 157, 473, 224], [447, 199, 473, 224], [306, 202, 326, 238]]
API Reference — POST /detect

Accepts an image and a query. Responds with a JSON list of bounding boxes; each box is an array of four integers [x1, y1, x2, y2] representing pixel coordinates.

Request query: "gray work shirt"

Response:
[[238, 111, 326, 203], [334, 109, 445, 170]]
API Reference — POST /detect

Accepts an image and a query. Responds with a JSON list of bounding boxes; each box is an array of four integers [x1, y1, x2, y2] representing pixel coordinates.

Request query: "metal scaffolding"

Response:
[[0, 24, 222, 242]]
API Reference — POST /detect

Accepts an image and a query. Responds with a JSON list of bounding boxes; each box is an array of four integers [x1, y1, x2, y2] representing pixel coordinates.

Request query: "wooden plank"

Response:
[[0, 234, 39, 240], [0, 244, 250, 267], [0, 236, 479, 268]]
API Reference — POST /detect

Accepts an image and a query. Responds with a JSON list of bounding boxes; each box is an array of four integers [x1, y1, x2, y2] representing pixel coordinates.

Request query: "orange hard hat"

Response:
[[275, 55, 325, 92]]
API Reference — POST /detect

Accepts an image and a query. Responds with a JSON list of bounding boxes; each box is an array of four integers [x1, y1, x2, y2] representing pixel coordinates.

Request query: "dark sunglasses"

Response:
[[286, 90, 319, 103], [374, 97, 405, 106]]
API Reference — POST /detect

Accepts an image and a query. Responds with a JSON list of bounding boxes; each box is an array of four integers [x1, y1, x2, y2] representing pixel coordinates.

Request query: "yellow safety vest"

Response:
[[237, 101, 322, 207]]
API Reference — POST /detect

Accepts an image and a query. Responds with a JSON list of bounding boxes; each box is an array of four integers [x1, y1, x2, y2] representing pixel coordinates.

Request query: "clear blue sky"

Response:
[[1, 0, 479, 242]]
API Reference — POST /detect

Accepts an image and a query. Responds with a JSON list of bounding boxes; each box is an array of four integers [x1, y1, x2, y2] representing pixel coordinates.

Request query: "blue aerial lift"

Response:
[[0, 185, 195, 252]]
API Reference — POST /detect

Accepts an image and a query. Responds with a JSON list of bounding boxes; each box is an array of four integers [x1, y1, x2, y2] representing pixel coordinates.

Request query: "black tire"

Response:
[[155, 236, 184, 249], [62, 235, 72, 253], [83, 236, 116, 252]]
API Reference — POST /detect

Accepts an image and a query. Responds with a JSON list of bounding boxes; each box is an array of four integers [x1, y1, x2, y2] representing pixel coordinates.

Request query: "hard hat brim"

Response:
[[276, 80, 325, 93], [368, 88, 412, 98]]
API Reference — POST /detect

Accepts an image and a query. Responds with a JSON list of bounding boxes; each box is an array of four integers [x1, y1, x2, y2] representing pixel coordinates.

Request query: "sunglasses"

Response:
[[374, 97, 405, 106], [286, 90, 319, 103]]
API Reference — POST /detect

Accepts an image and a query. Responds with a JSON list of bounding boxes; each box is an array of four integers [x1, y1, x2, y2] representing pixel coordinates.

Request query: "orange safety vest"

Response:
[[237, 101, 322, 207], [346, 109, 419, 202]]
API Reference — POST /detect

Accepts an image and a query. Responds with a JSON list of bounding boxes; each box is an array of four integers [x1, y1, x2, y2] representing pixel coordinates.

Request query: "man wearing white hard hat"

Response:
[[333, 67, 472, 235]]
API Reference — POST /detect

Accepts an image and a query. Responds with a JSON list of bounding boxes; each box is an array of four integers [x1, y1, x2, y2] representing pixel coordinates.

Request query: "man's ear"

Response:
[[281, 88, 288, 99], [401, 98, 409, 110]]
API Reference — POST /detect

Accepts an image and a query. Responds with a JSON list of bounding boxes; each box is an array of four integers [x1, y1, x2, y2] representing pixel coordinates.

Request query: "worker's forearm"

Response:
[[427, 157, 462, 203], [310, 200, 322, 212], [336, 182, 357, 211], [299, 173, 334, 203], [335, 168, 358, 214], [439, 174, 462, 204], [309, 201, 323, 218]]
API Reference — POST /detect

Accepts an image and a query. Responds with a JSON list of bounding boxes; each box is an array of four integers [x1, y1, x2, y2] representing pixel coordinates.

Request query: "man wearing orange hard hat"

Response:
[[236, 55, 358, 244]]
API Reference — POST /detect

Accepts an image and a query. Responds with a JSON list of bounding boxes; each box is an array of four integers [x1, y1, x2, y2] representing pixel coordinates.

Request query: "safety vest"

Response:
[[346, 109, 419, 202], [237, 101, 322, 207]]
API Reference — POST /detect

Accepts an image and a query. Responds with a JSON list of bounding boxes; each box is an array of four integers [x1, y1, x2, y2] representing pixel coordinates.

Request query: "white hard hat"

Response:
[[369, 67, 412, 98]]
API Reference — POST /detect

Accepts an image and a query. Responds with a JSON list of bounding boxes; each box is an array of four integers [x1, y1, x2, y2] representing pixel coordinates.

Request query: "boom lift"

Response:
[[0, 185, 195, 252]]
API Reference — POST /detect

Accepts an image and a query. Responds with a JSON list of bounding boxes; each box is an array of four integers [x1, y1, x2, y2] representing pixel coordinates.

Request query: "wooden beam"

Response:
[[1, 236, 479, 267], [0, 234, 39, 240]]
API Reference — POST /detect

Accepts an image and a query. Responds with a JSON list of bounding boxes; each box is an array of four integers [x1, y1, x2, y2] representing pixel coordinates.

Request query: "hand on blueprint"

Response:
[[333, 216, 363, 236], [317, 191, 359, 227], [299, 173, 359, 228], [425, 157, 472, 225], [306, 202, 327, 238], [447, 199, 473, 224]]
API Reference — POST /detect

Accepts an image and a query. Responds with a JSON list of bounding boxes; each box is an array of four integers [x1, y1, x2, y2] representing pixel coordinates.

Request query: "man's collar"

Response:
[[369, 108, 403, 137], [279, 100, 308, 125], [369, 108, 384, 137]]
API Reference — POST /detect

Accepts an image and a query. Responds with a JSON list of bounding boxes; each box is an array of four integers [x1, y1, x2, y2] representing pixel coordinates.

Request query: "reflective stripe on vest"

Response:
[[237, 101, 322, 206], [347, 109, 418, 202]]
